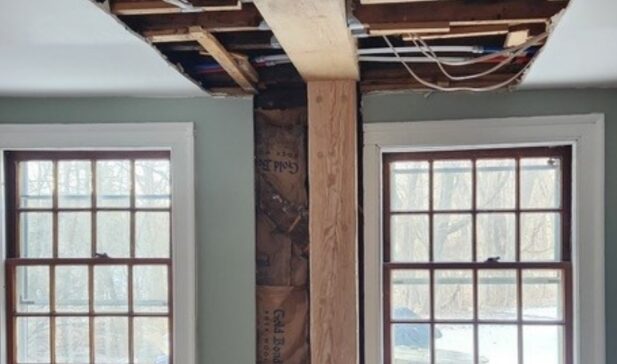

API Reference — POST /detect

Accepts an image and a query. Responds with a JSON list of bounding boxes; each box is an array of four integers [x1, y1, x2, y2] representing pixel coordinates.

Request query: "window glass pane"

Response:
[[391, 270, 430, 320], [521, 157, 561, 209], [521, 212, 561, 262], [434, 270, 473, 320], [97, 211, 130, 258], [134, 317, 170, 364], [16, 265, 49, 313], [136, 211, 170, 258], [135, 159, 170, 208], [95, 317, 129, 364], [55, 265, 89, 312], [434, 214, 472, 262], [97, 160, 131, 207], [19, 212, 52, 258], [391, 214, 429, 262], [16, 317, 50, 363], [433, 160, 472, 211], [478, 270, 517, 320], [523, 325, 565, 364], [392, 324, 431, 363], [478, 325, 518, 364], [390, 161, 429, 211], [434, 324, 474, 364], [58, 212, 92, 258], [476, 213, 516, 262], [476, 159, 516, 209], [523, 270, 564, 321], [58, 160, 92, 208], [19, 161, 53, 208], [134, 265, 169, 313], [56, 317, 89, 364], [94, 265, 128, 313]]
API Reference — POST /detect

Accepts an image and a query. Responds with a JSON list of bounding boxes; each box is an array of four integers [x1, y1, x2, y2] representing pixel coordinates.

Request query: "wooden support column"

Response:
[[308, 80, 359, 364]]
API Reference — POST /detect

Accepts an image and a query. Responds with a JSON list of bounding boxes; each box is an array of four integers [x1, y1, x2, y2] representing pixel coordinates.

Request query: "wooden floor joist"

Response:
[[118, 3, 263, 32], [308, 80, 359, 364], [355, 0, 567, 26], [111, 0, 242, 15], [189, 26, 258, 92], [253, 0, 359, 80]]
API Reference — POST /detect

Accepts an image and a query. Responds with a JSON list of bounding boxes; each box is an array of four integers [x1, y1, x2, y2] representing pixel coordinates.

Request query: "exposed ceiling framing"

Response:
[[102, 0, 570, 96]]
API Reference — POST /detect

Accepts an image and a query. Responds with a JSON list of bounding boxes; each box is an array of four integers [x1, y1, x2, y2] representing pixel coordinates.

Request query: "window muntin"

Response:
[[383, 147, 572, 364], [5, 151, 172, 364]]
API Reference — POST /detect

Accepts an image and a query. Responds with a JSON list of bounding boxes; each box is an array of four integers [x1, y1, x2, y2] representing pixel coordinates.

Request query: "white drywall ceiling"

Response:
[[0, 0, 207, 97], [522, 0, 617, 88]]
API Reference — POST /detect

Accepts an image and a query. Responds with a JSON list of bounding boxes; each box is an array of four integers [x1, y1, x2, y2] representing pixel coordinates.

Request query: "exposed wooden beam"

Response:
[[189, 27, 257, 93], [111, 0, 242, 15], [401, 24, 509, 41], [190, 0, 239, 6], [118, 3, 262, 32], [368, 21, 450, 36], [360, 0, 442, 3], [189, 26, 258, 93], [354, 0, 567, 26], [308, 80, 359, 364], [253, 0, 359, 80]]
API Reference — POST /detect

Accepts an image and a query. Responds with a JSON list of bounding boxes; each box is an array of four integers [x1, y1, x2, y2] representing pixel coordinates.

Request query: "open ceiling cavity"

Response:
[[101, 0, 570, 96]]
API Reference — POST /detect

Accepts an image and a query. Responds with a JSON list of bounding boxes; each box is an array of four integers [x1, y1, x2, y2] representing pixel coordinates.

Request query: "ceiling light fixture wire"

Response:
[[408, 32, 548, 81], [381, 35, 543, 92]]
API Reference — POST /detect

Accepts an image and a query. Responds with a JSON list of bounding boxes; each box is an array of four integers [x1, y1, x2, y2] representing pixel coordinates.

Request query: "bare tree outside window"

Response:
[[5, 151, 172, 364], [383, 147, 572, 364]]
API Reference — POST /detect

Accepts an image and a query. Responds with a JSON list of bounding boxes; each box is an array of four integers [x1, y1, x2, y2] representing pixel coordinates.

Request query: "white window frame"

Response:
[[363, 114, 605, 364], [0, 123, 196, 364]]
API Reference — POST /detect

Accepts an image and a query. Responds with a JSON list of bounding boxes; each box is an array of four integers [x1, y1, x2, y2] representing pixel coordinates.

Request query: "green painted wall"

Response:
[[0, 97, 256, 364], [362, 89, 617, 363], [1, 90, 614, 363]]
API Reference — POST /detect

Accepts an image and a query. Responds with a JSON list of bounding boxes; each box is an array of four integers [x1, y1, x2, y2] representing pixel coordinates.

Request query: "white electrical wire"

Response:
[[381, 35, 538, 92], [412, 33, 548, 67], [408, 32, 548, 67], [408, 33, 548, 81]]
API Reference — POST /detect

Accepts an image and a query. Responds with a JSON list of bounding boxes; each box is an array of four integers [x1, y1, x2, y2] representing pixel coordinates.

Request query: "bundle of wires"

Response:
[[382, 32, 549, 92]]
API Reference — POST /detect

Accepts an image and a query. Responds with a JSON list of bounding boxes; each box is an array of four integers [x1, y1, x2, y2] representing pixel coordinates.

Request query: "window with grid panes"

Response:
[[383, 147, 572, 364], [5, 151, 172, 364]]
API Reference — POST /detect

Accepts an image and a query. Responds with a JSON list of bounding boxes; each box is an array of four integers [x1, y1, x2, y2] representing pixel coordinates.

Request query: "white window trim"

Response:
[[363, 114, 605, 364], [0, 123, 196, 364]]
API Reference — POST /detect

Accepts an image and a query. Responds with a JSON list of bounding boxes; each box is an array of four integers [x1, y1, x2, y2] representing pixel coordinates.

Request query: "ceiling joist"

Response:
[[253, 0, 359, 80], [118, 3, 263, 32], [111, 0, 242, 15], [355, 0, 567, 27]]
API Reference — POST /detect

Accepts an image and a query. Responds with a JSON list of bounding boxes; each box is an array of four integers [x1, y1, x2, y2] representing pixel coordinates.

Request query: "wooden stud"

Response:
[[253, 0, 359, 80], [189, 26, 258, 92], [308, 80, 359, 364]]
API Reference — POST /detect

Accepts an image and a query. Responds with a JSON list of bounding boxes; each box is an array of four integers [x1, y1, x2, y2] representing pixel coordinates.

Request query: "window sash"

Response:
[[5, 150, 173, 364], [382, 146, 573, 364]]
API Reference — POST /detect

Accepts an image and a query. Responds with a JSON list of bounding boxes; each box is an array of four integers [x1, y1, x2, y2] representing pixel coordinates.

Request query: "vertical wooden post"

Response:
[[308, 80, 359, 364]]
